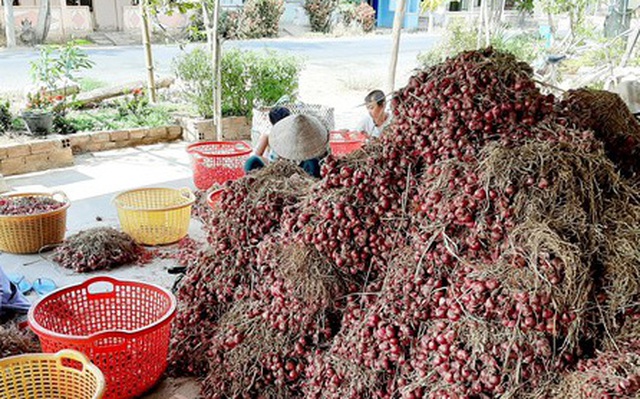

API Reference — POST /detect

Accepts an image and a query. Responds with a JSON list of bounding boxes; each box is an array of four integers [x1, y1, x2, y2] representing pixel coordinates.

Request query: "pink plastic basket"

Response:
[[28, 276, 176, 399], [329, 131, 368, 157], [187, 141, 252, 190]]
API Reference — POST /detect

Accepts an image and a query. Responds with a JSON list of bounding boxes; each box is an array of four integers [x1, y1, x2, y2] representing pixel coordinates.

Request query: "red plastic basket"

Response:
[[28, 276, 177, 399], [207, 189, 224, 210], [329, 131, 368, 157], [187, 141, 252, 190]]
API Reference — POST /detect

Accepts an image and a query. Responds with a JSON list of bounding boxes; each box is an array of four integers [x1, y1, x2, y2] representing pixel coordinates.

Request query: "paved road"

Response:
[[0, 32, 440, 93]]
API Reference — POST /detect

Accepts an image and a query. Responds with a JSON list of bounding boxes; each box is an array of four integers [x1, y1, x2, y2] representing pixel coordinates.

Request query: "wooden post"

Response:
[[387, 0, 406, 95], [202, 0, 222, 140], [212, 0, 222, 140], [3, 0, 16, 48], [141, 0, 157, 103], [60, 0, 67, 40], [36, 0, 51, 43]]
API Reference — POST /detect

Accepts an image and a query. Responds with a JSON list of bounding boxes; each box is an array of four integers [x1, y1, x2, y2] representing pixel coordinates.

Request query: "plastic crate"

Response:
[[28, 276, 177, 399], [329, 131, 368, 157], [113, 187, 194, 246], [187, 141, 252, 190], [0, 349, 105, 399]]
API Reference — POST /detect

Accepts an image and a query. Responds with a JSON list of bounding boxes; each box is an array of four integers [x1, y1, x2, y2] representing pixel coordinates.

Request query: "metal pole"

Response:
[[387, 0, 406, 95]]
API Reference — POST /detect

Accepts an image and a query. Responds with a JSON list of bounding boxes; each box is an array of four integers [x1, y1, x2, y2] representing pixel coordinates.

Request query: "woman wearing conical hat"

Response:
[[244, 114, 330, 178]]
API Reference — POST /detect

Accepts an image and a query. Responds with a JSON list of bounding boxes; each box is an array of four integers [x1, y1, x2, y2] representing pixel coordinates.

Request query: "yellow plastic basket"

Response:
[[113, 187, 195, 245], [0, 349, 105, 399], [0, 191, 70, 254]]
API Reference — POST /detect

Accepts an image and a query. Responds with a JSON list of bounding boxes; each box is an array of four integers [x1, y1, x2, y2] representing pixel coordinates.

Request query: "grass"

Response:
[[71, 38, 94, 47], [78, 77, 108, 92]]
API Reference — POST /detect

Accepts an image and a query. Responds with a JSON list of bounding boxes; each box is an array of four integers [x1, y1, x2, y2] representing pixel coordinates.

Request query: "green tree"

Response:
[[539, 0, 597, 38], [420, 0, 446, 32]]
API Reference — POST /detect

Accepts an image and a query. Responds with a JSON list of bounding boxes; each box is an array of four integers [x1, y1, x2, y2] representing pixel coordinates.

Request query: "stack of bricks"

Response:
[[0, 125, 183, 176], [68, 125, 183, 154], [0, 139, 74, 176], [179, 116, 251, 142]]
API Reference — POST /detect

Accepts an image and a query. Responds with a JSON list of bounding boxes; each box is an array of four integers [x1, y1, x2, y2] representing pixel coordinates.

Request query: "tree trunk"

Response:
[[387, 0, 406, 95], [489, 0, 505, 33], [547, 11, 556, 35], [36, 0, 51, 44], [568, 9, 575, 38], [212, 0, 221, 140], [482, 0, 490, 47], [3, 0, 16, 48], [75, 77, 174, 108], [201, 1, 214, 51], [203, 0, 222, 140], [428, 11, 433, 32], [620, 25, 640, 68], [141, 0, 157, 103]]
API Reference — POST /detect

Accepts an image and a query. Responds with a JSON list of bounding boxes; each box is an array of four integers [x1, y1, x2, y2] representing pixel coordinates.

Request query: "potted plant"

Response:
[[21, 91, 61, 136]]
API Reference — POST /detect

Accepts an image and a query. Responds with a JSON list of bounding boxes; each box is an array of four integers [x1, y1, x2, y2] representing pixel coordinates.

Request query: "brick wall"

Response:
[[179, 116, 252, 142], [0, 125, 183, 176]]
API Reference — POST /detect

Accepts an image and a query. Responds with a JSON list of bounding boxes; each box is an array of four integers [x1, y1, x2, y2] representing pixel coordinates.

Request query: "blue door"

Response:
[[377, 0, 420, 29]]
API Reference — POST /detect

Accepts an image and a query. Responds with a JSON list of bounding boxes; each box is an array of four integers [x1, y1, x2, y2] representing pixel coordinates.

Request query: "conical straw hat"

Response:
[[270, 114, 329, 161]]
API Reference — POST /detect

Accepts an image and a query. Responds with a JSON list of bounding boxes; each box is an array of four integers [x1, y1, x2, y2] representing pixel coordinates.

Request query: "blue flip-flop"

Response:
[[32, 278, 57, 297], [6, 273, 32, 295]]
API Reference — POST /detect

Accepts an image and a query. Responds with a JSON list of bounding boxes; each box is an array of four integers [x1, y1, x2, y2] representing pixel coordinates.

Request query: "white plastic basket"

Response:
[[251, 102, 335, 147]]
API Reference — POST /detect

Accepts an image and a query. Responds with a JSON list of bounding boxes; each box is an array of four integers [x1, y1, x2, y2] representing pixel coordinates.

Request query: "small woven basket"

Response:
[[0, 349, 105, 399], [0, 191, 70, 254]]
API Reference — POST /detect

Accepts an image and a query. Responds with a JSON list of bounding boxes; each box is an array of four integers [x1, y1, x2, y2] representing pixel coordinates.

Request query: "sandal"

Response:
[[6, 273, 32, 295], [32, 278, 57, 296]]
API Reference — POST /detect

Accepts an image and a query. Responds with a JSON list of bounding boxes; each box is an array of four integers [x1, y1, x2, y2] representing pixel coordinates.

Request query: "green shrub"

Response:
[[304, 0, 338, 33], [338, 1, 375, 32], [238, 0, 284, 39], [116, 88, 150, 121], [338, 0, 357, 25], [0, 100, 11, 133], [220, 10, 241, 40], [173, 48, 215, 118], [64, 104, 174, 132], [492, 32, 544, 64], [354, 2, 375, 32], [249, 50, 303, 107], [173, 48, 303, 118], [417, 18, 543, 67], [30, 41, 94, 90], [187, 6, 266, 42], [417, 18, 478, 67], [11, 117, 25, 131], [220, 49, 253, 118], [53, 113, 77, 135]]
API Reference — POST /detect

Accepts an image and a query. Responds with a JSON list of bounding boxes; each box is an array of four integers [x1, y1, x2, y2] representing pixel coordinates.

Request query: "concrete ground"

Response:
[[2, 142, 204, 398]]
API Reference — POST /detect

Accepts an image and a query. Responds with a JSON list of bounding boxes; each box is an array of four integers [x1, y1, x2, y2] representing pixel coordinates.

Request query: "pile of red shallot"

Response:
[[0, 196, 65, 216], [172, 48, 640, 398], [53, 227, 151, 272]]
